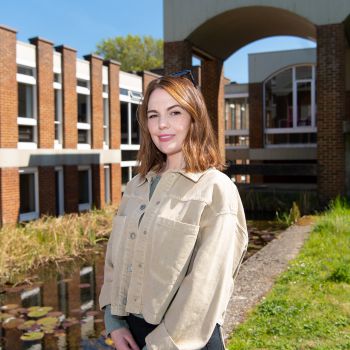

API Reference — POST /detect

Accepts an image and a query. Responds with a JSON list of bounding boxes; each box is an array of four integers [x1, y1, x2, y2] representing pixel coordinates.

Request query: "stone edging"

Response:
[[223, 223, 313, 340]]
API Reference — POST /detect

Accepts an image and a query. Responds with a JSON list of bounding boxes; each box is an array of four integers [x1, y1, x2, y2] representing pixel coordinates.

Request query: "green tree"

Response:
[[96, 34, 163, 72]]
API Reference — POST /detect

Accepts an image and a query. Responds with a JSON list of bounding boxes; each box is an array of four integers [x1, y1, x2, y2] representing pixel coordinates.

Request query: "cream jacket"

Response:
[[99, 168, 248, 350]]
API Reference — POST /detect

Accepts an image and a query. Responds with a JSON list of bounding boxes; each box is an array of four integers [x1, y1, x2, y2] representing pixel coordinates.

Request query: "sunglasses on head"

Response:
[[169, 69, 196, 87]]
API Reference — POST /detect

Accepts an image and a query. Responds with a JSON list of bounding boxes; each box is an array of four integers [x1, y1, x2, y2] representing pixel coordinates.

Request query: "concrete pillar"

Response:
[[317, 23, 347, 204], [29, 37, 55, 149]]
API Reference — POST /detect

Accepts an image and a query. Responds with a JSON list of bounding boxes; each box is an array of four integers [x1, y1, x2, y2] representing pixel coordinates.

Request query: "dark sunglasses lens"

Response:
[[170, 70, 196, 86]]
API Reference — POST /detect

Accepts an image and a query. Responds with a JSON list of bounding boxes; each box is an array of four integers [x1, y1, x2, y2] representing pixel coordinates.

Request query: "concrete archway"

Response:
[[164, 1, 350, 204]]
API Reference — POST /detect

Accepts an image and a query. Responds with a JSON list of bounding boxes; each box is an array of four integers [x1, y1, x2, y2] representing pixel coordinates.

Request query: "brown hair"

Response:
[[136, 75, 224, 176]]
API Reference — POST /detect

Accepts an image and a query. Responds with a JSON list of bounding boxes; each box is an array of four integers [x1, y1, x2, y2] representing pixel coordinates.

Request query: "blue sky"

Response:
[[1, 0, 316, 83]]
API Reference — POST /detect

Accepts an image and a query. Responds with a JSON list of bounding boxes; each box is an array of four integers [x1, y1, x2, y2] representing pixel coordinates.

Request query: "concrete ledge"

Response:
[[223, 223, 312, 340]]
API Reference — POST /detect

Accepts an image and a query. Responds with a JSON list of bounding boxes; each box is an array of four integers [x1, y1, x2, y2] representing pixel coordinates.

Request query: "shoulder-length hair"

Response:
[[136, 75, 224, 176]]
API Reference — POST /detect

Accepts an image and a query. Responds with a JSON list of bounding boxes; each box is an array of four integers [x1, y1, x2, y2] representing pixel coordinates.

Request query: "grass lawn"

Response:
[[227, 199, 350, 350]]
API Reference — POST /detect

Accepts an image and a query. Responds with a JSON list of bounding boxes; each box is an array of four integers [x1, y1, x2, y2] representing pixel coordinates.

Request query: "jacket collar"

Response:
[[137, 168, 213, 187]]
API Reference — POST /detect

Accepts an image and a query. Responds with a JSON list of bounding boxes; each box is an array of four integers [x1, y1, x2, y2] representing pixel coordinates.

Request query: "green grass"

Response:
[[0, 206, 116, 285], [227, 198, 350, 350]]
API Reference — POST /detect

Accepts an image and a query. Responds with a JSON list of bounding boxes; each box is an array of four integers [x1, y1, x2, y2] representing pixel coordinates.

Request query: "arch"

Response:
[[187, 6, 316, 60]]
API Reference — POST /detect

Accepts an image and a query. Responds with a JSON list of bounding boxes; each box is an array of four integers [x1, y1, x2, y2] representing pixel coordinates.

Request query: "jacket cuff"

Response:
[[145, 322, 178, 350]]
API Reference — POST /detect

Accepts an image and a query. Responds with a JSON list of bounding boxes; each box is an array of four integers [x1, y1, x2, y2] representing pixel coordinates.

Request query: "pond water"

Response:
[[0, 220, 284, 350]]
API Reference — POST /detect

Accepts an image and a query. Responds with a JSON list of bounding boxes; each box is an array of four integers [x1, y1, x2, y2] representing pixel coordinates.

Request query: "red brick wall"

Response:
[[0, 25, 18, 148], [249, 83, 264, 149], [248, 83, 264, 183], [141, 71, 161, 92], [317, 23, 346, 203], [63, 165, 79, 213], [0, 168, 20, 225], [30, 37, 54, 148], [56, 46, 77, 148], [106, 60, 121, 150], [111, 163, 121, 205], [39, 167, 56, 216], [201, 58, 225, 161], [85, 54, 103, 149], [92, 164, 105, 209], [164, 41, 192, 75]]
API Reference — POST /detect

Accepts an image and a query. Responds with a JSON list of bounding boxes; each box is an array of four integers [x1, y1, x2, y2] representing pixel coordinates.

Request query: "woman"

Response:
[[99, 72, 248, 350]]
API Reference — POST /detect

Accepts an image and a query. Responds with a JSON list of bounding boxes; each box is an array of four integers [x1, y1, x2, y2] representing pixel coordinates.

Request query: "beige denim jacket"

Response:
[[99, 167, 248, 350]]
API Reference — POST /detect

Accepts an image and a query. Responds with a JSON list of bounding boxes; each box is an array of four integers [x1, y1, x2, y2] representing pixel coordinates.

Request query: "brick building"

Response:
[[0, 25, 159, 225], [163, 0, 350, 207]]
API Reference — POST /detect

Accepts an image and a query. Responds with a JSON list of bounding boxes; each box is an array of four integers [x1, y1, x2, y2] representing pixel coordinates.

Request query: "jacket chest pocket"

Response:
[[149, 216, 199, 286]]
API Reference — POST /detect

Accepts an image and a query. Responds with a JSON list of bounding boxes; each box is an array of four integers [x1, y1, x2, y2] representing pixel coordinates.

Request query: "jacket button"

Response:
[[140, 204, 146, 210], [143, 230, 147, 235], [130, 232, 136, 239], [156, 200, 160, 205], [127, 264, 132, 272], [123, 297, 127, 305]]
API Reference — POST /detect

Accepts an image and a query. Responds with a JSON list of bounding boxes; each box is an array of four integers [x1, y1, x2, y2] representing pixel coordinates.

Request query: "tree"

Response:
[[96, 34, 163, 72]]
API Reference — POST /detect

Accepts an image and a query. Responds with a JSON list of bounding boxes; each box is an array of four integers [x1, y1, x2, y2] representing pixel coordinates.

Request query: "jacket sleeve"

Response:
[[145, 187, 248, 350], [99, 221, 116, 310]]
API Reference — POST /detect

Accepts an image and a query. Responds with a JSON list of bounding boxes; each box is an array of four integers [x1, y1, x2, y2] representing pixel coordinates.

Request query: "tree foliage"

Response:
[[96, 34, 163, 72]]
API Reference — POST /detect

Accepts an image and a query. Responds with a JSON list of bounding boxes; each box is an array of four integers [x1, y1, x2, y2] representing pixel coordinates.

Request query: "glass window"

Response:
[[131, 103, 140, 144], [121, 101, 128, 144], [18, 83, 34, 118], [78, 94, 89, 123], [103, 97, 109, 146], [104, 166, 111, 205], [17, 66, 34, 76], [20, 173, 36, 214], [297, 81, 311, 126], [54, 89, 63, 144], [77, 79, 88, 88], [18, 125, 34, 143], [265, 68, 293, 129], [78, 169, 90, 205], [78, 130, 89, 144]]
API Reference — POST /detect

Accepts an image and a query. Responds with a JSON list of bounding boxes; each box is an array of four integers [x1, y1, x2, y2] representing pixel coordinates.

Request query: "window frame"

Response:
[[263, 64, 317, 147], [17, 65, 38, 149], [55, 166, 65, 216], [103, 88, 110, 149], [19, 167, 39, 222], [54, 73, 63, 149], [78, 165, 92, 212], [77, 79, 91, 150]]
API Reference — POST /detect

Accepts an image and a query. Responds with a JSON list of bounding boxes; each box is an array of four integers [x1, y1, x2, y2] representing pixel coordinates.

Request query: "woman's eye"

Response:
[[170, 110, 181, 116], [148, 114, 158, 119]]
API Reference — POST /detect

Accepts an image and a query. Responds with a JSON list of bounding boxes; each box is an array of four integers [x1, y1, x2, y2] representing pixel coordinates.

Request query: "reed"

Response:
[[0, 206, 116, 285]]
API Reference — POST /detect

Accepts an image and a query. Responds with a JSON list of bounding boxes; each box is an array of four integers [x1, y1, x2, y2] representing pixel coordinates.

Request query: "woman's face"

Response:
[[147, 88, 191, 160]]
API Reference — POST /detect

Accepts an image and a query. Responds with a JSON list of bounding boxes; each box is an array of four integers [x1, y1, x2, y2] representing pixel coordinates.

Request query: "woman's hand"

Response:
[[110, 327, 140, 350]]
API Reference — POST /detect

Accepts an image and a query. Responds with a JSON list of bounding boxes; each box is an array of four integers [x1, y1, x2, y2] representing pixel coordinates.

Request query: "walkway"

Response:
[[223, 222, 313, 340]]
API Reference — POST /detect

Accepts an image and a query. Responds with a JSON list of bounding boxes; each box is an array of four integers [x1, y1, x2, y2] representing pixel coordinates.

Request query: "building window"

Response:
[[120, 90, 142, 146], [104, 165, 111, 205], [17, 65, 37, 148], [225, 97, 249, 148], [54, 73, 63, 148], [77, 79, 91, 149], [103, 86, 109, 148], [55, 167, 64, 216], [19, 168, 39, 221], [78, 166, 92, 211], [264, 65, 316, 146]]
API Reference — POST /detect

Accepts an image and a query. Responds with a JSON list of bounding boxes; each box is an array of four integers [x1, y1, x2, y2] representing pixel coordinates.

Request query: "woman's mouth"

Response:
[[158, 134, 174, 142]]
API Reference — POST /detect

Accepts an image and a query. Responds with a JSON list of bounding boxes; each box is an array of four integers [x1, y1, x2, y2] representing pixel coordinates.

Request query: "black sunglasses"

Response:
[[169, 69, 196, 87]]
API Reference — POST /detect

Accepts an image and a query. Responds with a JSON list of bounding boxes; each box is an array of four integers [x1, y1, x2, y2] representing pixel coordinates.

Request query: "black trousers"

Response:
[[126, 314, 225, 350]]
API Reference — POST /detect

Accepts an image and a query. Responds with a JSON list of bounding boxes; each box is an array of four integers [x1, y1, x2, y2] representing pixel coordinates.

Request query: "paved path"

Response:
[[223, 222, 313, 340]]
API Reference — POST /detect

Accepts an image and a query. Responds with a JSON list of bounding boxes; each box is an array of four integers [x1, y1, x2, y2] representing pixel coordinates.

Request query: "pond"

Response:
[[0, 220, 284, 350]]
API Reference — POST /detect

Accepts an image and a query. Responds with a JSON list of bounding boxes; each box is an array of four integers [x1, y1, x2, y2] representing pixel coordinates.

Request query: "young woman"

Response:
[[99, 72, 248, 350]]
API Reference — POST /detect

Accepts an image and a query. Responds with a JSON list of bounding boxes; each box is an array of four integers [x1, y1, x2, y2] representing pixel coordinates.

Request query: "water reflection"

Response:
[[0, 221, 284, 349], [0, 250, 111, 350]]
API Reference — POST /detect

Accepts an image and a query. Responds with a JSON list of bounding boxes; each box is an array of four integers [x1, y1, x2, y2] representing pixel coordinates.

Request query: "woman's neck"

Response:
[[161, 153, 185, 173]]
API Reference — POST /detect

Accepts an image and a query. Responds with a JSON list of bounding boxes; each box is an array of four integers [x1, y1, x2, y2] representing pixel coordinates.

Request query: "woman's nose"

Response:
[[158, 114, 169, 129]]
